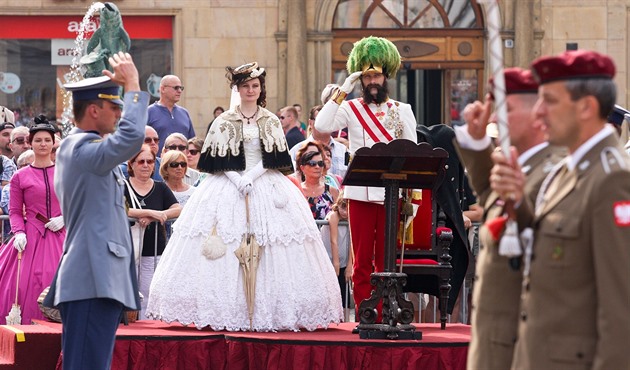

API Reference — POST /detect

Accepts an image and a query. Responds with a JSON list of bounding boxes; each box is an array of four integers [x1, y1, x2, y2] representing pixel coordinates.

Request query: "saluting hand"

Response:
[[340, 71, 363, 94], [102, 51, 141, 92]]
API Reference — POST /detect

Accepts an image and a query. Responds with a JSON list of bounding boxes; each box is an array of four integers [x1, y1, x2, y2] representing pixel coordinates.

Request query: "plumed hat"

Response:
[[28, 115, 58, 143], [346, 36, 401, 78], [531, 50, 615, 85], [225, 62, 266, 88]]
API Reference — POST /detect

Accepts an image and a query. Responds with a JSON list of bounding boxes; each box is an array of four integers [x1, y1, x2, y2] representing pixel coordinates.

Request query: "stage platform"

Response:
[[1, 320, 470, 369]]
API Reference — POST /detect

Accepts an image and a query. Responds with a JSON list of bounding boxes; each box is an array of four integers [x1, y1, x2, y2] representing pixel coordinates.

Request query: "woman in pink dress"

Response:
[[0, 116, 65, 324]]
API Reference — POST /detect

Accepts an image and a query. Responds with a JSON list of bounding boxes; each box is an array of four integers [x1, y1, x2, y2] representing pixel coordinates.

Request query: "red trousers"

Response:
[[348, 199, 386, 314]]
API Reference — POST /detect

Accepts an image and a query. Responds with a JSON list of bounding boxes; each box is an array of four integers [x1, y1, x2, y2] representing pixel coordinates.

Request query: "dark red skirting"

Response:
[[2, 321, 470, 370]]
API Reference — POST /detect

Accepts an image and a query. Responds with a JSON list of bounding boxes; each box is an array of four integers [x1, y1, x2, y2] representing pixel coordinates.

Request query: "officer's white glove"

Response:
[[340, 71, 363, 94], [45, 216, 65, 232], [13, 233, 26, 252]]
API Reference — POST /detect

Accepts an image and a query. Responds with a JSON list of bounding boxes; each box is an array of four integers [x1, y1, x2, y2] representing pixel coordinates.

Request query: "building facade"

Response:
[[1, 0, 628, 133]]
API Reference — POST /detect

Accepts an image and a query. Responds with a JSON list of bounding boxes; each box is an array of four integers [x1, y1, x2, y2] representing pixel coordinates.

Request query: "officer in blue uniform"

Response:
[[43, 51, 148, 370]]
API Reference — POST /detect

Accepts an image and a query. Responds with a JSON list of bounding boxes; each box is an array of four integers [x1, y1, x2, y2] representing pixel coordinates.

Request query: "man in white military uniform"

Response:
[[315, 36, 418, 315]]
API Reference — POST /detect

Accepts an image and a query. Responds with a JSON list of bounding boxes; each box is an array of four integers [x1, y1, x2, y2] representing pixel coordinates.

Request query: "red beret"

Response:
[[489, 67, 539, 98], [531, 50, 615, 85]]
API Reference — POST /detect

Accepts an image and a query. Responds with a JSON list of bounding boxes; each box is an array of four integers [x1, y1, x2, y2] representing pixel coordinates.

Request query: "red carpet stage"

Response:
[[1, 320, 470, 369]]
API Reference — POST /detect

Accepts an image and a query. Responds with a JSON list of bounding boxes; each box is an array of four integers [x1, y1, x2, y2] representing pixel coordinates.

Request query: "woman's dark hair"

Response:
[[295, 141, 325, 180], [295, 141, 324, 172], [300, 150, 322, 165], [127, 144, 156, 177], [29, 115, 57, 144]]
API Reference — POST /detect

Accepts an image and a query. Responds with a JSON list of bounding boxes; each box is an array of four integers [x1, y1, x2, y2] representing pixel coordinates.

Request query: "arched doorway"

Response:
[[330, 0, 485, 126]]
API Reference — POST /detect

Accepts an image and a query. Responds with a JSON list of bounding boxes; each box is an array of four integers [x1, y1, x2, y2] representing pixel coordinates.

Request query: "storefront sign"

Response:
[[0, 15, 172, 39], [51, 39, 85, 66]]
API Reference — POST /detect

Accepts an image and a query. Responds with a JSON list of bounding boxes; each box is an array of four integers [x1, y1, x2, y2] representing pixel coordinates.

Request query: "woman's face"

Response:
[[131, 149, 155, 179], [186, 144, 200, 169], [300, 154, 324, 180], [323, 150, 332, 170], [238, 78, 261, 104], [166, 156, 187, 181], [338, 201, 348, 219], [31, 131, 54, 158]]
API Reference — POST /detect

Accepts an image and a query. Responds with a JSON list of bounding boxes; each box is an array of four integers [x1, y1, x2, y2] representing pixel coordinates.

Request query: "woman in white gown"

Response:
[[147, 62, 343, 331]]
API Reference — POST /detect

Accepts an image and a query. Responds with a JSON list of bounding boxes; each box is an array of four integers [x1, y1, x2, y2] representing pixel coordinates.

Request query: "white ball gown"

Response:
[[147, 123, 343, 331]]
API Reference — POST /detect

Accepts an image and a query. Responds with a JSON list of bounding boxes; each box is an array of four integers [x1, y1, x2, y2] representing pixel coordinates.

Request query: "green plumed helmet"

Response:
[[346, 36, 401, 77]]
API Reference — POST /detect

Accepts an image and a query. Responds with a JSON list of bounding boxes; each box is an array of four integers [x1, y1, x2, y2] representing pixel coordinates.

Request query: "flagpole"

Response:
[[478, 0, 510, 159], [477, 0, 522, 265]]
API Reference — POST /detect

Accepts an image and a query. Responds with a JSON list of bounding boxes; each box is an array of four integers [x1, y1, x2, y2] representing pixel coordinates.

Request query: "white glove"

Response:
[[225, 171, 252, 197], [237, 176, 253, 196], [13, 233, 26, 252], [340, 71, 363, 94], [45, 215, 65, 232]]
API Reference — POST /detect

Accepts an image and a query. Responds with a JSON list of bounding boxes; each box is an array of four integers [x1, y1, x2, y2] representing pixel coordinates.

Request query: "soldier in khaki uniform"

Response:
[[454, 68, 563, 370], [491, 50, 630, 369]]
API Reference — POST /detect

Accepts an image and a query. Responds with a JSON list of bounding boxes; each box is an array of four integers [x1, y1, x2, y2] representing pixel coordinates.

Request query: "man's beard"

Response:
[[362, 82, 389, 104]]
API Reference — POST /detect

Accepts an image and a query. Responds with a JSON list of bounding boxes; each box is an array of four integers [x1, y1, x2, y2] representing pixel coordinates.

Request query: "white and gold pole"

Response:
[[477, 0, 522, 260]]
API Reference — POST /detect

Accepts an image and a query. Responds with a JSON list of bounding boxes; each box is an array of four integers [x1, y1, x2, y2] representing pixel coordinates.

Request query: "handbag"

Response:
[[124, 179, 144, 269], [201, 226, 227, 260]]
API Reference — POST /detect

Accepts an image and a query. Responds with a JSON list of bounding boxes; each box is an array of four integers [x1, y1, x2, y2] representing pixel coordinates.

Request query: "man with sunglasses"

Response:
[[147, 74, 196, 154], [119, 126, 163, 181], [9, 126, 31, 165]]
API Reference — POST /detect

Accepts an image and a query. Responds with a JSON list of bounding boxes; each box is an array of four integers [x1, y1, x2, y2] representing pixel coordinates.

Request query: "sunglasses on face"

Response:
[[188, 149, 200, 155], [166, 85, 185, 92], [165, 145, 187, 151], [144, 137, 159, 144], [136, 159, 155, 166], [12, 137, 29, 145], [279, 116, 285, 119], [304, 160, 325, 168], [168, 161, 187, 168]]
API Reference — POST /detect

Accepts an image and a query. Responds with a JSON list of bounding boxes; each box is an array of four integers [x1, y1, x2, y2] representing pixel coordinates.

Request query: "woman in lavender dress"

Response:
[[0, 116, 65, 324]]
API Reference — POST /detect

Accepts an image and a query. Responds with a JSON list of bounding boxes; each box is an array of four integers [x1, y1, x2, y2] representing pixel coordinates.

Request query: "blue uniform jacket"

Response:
[[44, 91, 149, 310]]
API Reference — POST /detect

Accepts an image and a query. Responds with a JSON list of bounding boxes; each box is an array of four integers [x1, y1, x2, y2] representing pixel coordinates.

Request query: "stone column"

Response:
[[514, 0, 535, 68], [286, 0, 307, 112]]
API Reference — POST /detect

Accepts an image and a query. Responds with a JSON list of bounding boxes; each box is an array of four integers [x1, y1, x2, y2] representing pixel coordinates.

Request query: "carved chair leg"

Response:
[[439, 278, 451, 330]]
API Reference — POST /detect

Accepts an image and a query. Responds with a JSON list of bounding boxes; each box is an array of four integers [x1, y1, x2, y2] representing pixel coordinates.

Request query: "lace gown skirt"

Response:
[[146, 169, 343, 331]]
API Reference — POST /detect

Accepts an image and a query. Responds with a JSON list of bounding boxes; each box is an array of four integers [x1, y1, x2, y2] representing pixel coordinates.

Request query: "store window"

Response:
[[0, 15, 173, 126], [334, 0, 481, 29], [331, 0, 484, 125]]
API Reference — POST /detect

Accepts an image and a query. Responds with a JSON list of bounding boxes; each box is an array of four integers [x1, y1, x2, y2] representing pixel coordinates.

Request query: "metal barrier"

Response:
[[315, 219, 354, 321]]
